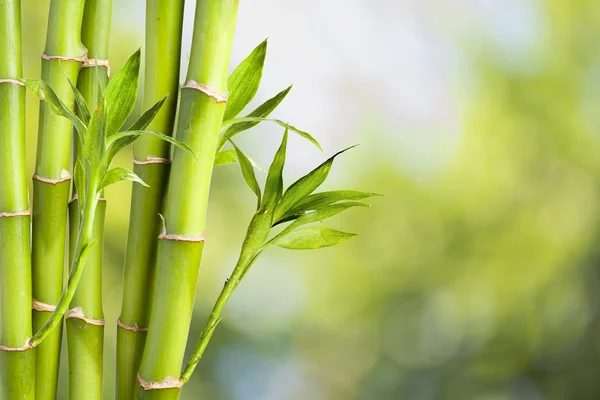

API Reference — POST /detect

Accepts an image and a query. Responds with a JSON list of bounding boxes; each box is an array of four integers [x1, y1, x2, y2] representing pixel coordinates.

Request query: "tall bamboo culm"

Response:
[[32, 0, 86, 398], [0, 1, 35, 399], [137, 0, 239, 398], [67, 1, 112, 398], [116, 1, 185, 397]]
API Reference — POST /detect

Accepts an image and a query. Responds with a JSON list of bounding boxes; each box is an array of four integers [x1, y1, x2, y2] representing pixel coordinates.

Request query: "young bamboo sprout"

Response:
[[137, 1, 239, 398], [0, 1, 35, 399], [117, 2, 185, 397], [66, 1, 112, 398], [31, 1, 86, 397]]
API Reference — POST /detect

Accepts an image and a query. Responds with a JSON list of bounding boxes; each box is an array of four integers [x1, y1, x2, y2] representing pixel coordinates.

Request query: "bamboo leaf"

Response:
[[222, 117, 321, 151], [224, 39, 267, 121], [106, 130, 196, 160], [74, 159, 86, 211], [279, 190, 381, 223], [219, 86, 292, 149], [105, 136, 139, 168], [66, 76, 91, 124], [125, 95, 167, 131], [231, 142, 261, 208], [98, 167, 148, 191], [271, 227, 356, 250], [104, 49, 141, 137], [262, 129, 288, 211], [21, 78, 87, 137], [85, 97, 108, 165], [273, 146, 356, 223]]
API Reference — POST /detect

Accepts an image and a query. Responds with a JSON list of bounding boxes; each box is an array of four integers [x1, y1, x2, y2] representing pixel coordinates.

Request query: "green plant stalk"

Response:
[[66, 1, 112, 398], [137, 0, 239, 398], [0, 1, 35, 399], [117, 1, 184, 397], [31, 1, 86, 398]]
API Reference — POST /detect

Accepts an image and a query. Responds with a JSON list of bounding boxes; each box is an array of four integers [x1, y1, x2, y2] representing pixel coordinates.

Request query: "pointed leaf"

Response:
[[224, 39, 267, 121], [106, 130, 196, 160], [125, 95, 167, 131], [104, 49, 141, 137], [273, 146, 356, 223], [221, 117, 321, 151], [231, 142, 261, 208], [281, 190, 381, 222], [66, 75, 91, 124], [272, 227, 356, 250], [262, 129, 288, 211], [21, 78, 87, 137], [74, 159, 86, 211], [98, 167, 148, 191], [85, 97, 107, 165], [219, 86, 292, 149]]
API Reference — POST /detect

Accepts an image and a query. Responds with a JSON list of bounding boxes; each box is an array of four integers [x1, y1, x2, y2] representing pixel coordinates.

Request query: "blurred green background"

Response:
[[7, 0, 600, 399]]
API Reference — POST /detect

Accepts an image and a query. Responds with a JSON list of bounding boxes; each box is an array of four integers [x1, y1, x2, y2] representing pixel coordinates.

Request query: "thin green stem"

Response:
[[0, 1, 34, 398], [32, 1, 86, 398], [137, 1, 239, 398], [117, 1, 184, 398]]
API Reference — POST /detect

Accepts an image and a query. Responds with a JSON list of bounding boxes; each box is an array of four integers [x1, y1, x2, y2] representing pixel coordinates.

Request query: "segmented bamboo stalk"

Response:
[[32, 0, 86, 398], [66, 1, 112, 398], [0, 1, 35, 398], [137, 1, 239, 398], [116, 1, 184, 397]]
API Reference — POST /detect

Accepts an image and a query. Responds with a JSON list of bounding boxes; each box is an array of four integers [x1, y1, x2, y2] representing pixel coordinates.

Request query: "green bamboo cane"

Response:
[[116, 1, 184, 397], [0, 1, 35, 398], [66, 1, 112, 398], [31, 0, 86, 398], [137, 0, 239, 398]]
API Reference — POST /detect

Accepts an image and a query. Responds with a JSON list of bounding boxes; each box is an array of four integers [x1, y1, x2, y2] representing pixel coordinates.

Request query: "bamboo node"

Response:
[[32, 298, 57, 312], [41, 52, 87, 63], [33, 169, 72, 185], [158, 214, 205, 243], [0, 78, 25, 86], [182, 80, 228, 103], [81, 58, 111, 77], [0, 339, 33, 352], [0, 208, 31, 218], [117, 318, 148, 332], [133, 156, 172, 165], [137, 373, 183, 390], [66, 306, 105, 326], [69, 193, 107, 204]]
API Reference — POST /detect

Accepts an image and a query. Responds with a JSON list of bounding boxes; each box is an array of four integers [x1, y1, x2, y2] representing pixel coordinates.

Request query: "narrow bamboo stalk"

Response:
[[116, 1, 184, 397], [31, 0, 86, 398], [0, 1, 35, 398], [137, 0, 239, 398], [66, 1, 112, 398]]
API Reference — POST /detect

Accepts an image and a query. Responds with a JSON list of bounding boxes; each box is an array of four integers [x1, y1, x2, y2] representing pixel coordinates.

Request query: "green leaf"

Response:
[[104, 49, 141, 137], [85, 97, 107, 165], [21, 78, 87, 137], [271, 227, 356, 250], [106, 130, 196, 160], [74, 159, 86, 211], [218, 86, 292, 149], [221, 117, 321, 151], [105, 136, 139, 168], [262, 129, 288, 211], [231, 142, 261, 209], [280, 190, 381, 222], [66, 76, 91, 124], [270, 202, 368, 241], [273, 146, 356, 223], [224, 39, 267, 121], [98, 167, 148, 191], [214, 150, 238, 166], [125, 95, 167, 131]]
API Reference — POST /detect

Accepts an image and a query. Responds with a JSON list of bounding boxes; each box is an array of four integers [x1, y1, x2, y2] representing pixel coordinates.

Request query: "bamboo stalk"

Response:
[[0, 1, 35, 398], [66, 1, 112, 398], [116, 1, 184, 397], [137, 0, 239, 398], [31, 0, 86, 398]]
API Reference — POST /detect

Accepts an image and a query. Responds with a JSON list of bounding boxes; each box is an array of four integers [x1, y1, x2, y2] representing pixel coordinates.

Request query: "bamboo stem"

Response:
[[0, 1, 35, 398], [31, 1, 86, 397], [137, 1, 239, 398], [116, 2, 184, 398], [66, 1, 112, 398]]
